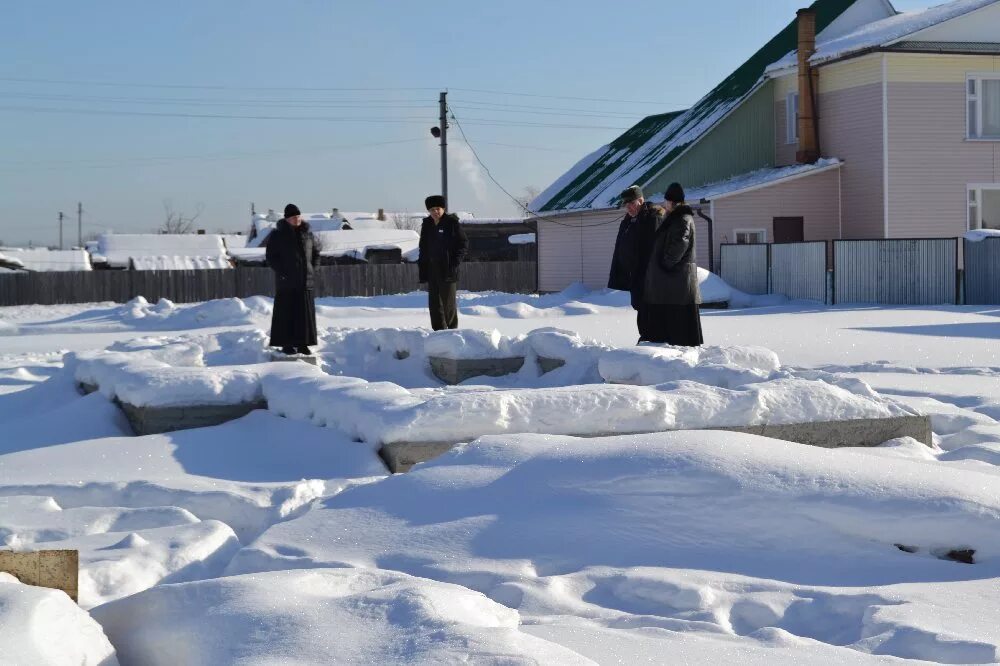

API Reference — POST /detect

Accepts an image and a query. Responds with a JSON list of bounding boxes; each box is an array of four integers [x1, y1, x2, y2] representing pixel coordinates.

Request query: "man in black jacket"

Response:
[[608, 185, 665, 342], [265, 203, 321, 355], [418, 195, 469, 330]]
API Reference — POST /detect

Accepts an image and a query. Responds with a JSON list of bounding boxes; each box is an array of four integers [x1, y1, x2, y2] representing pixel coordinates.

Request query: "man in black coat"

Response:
[[642, 182, 703, 346], [608, 185, 666, 342], [418, 195, 468, 330], [265, 203, 321, 355]]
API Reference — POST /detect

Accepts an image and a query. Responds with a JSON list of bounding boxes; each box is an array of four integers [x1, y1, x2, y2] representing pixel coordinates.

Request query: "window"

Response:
[[734, 229, 767, 244], [968, 185, 1000, 230], [967, 76, 1000, 139], [785, 92, 799, 144]]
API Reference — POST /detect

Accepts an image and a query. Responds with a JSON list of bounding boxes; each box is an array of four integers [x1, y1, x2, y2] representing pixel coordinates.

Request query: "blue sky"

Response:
[[0, 0, 931, 246]]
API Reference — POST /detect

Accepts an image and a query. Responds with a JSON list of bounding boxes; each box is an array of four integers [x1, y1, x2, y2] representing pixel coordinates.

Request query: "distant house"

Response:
[[230, 229, 420, 266], [0, 248, 92, 272], [531, 0, 1000, 291], [91, 234, 231, 270]]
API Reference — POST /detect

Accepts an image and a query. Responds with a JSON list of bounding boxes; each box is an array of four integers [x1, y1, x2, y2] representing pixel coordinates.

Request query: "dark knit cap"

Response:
[[620, 185, 643, 205], [283, 203, 301, 218], [424, 195, 447, 210], [665, 182, 686, 204]]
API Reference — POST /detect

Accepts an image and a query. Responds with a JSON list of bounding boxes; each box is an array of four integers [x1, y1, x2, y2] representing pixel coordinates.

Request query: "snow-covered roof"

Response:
[[461, 217, 529, 226], [508, 233, 537, 245], [130, 256, 232, 271], [767, 0, 1000, 72], [221, 234, 248, 250], [95, 234, 229, 269], [681, 159, 842, 202], [531, 0, 887, 214], [231, 229, 420, 263], [0, 248, 92, 272]]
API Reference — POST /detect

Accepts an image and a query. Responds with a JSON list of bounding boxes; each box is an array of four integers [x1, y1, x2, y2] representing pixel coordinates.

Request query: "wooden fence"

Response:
[[0, 261, 537, 306]]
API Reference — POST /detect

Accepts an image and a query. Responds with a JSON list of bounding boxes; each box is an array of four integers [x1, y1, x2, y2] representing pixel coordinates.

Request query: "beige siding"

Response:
[[887, 81, 1000, 239], [819, 82, 884, 238], [711, 168, 841, 267], [886, 53, 1000, 83], [535, 209, 620, 292], [818, 53, 882, 92]]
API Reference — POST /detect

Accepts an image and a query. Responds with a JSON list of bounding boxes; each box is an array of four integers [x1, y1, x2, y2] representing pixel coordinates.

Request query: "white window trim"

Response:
[[785, 92, 799, 145], [968, 183, 1000, 230], [966, 73, 1000, 141], [734, 228, 768, 244]]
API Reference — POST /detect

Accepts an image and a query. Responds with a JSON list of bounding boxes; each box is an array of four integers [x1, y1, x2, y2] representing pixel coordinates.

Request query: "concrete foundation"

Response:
[[378, 414, 932, 473], [119, 401, 267, 436], [0, 550, 79, 603], [537, 357, 566, 374], [429, 356, 525, 385]]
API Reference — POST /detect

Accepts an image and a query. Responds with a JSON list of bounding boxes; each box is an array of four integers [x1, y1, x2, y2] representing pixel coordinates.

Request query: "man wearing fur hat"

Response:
[[418, 195, 468, 330], [608, 185, 665, 341], [265, 203, 321, 355]]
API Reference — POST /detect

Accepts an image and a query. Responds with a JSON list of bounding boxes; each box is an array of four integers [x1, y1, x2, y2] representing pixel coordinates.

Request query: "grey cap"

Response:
[[620, 185, 644, 205]]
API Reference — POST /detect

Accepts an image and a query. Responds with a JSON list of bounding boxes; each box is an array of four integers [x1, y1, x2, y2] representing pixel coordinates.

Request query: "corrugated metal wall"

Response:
[[964, 238, 1000, 304], [720, 244, 769, 295], [771, 242, 828, 302], [644, 82, 776, 197], [833, 239, 957, 305]]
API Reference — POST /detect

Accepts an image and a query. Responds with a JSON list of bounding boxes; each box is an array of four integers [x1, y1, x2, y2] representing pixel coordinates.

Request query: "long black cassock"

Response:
[[265, 218, 320, 348]]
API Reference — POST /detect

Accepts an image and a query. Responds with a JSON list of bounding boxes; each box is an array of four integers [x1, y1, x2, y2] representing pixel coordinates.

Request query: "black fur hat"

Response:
[[620, 185, 643, 204], [424, 195, 447, 210], [665, 182, 686, 204], [283, 203, 301, 218]]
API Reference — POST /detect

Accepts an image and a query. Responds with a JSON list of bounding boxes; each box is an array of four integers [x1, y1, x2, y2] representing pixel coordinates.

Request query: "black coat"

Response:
[[265, 219, 321, 347], [418, 213, 469, 283], [643, 204, 702, 305], [265, 219, 321, 291], [608, 202, 665, 309]]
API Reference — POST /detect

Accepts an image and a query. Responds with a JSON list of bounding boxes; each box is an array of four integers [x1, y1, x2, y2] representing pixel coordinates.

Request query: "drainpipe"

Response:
[[796, 8, 821, 163], [696, 200, 715, 274]]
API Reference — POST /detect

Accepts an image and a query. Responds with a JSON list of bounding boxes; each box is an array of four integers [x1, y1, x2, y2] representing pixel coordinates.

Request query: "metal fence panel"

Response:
[[770, 241, 827, 303], [964, 238, 1000, 304], [720, 244, 769, 295], [834, 239, 957, 305]]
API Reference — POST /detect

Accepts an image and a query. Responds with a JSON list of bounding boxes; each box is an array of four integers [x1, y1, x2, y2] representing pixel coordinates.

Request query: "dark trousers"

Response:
[[427, 278, 458, 330]]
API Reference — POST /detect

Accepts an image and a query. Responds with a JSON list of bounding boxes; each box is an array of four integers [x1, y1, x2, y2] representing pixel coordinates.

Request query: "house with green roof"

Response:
[[531, 0, 1000, 292]]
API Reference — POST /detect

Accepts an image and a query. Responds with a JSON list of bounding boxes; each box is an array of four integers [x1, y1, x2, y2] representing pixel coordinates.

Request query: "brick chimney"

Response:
[[796, 8, 820, 163]]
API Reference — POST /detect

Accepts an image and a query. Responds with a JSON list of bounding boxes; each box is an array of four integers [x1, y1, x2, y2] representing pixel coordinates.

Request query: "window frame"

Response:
[[966, 73, 1000, 141], [785, 92, 799, 144], [733, 228, 768, 244], [968, 183, 1000, 231]]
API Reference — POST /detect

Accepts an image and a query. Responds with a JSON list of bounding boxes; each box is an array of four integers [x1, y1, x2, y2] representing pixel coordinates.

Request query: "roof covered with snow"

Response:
[[531, 0, 870, 213], [0, 248, 92, 272], [231, 229, 420, 263], [681, 158, 842, 202], [768, 0, 1000, 71], [94, 233, 229, 269]]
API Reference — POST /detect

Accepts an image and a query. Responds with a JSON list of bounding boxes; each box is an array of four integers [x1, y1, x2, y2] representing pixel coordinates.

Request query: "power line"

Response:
[[450, 87, 676, 105], [448, 109, 622, 229], [0, 76, 439, 93]]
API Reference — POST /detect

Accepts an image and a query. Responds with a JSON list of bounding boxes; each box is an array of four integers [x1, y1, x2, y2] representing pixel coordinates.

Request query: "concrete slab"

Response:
[[536, 357, 566, 374], [378, 414, 933, 473], [428, 356, 525, 385], [0, 550, 79, 603], [119, 401, 268, 436]]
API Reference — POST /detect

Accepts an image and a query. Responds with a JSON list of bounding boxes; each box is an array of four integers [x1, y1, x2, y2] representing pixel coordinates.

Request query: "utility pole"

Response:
[[77, 202, 83, 247], [58, 212, 65, 250], [439, 92, 448, 205]]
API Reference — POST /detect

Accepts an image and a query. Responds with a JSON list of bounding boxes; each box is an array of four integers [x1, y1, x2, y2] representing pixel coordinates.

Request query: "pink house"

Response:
[[531, 0, 1000, 291]]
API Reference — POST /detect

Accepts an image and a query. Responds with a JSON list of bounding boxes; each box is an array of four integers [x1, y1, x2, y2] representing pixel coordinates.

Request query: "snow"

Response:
[[95, 233, 229, 270], [4, 283, 1000, 662], [681, 159, 842, 202], [966, 228, 1000, 242], [0, 575, 118, 665], [767, 0, 1000, 72], [233, 229, 420, 263], [0, 247, 92, 272], [92, 568, 590, 665], [130, 255, 231, 270], [508, 232, 536, 244]]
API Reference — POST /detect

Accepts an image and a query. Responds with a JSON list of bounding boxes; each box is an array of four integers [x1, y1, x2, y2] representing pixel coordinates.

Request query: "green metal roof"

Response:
[[533, 0, 864, 213]]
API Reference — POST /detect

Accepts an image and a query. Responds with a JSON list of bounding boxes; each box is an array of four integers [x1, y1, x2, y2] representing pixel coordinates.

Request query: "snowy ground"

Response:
[[1, 287, 999, 664]]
